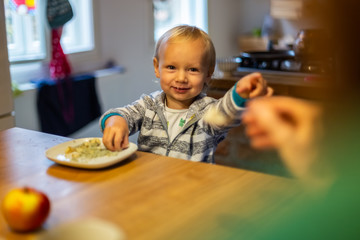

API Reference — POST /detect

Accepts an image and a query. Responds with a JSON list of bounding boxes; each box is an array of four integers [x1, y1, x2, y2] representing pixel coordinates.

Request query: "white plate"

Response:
[[38, 218, 126, 240], [46, 138, 137, 169]]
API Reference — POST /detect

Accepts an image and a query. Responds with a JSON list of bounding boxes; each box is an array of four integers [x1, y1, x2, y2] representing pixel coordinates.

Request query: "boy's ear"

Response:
[[153, 57, 160, 78], [205, 67, 214, 82]]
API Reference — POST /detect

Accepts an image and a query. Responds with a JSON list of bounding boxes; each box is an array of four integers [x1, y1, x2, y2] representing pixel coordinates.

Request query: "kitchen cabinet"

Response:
[[0, 3, 14, 131], [270, 0, 303, 20]]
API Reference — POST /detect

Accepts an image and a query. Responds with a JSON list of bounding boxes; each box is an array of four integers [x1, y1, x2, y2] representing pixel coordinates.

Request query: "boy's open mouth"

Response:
[[172, 86, 190, 93]]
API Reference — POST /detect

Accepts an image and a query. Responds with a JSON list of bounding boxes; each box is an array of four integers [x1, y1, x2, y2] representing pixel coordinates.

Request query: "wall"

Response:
[[209, 0, 271, 57]]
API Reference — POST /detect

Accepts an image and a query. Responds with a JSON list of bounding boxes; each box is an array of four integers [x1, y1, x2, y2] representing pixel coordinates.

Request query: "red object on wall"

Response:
[[49, 28, 71, 80], [49, 28, 73, 124]]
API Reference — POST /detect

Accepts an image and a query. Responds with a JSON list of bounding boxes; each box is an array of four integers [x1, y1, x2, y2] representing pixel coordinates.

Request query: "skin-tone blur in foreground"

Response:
[[242, 96, 325, 184]]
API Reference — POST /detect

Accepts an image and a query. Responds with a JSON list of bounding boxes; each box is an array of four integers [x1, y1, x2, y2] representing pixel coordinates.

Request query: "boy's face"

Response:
[[153, 38, 211, 109]]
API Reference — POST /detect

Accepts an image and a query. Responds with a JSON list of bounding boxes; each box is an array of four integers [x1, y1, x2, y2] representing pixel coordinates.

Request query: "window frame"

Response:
[[5, 0, 47, 62], [5, 0, 95, 64], [153, 0, 208, 42], [61, 0, 95, 54], [7, 0, 98, 84]]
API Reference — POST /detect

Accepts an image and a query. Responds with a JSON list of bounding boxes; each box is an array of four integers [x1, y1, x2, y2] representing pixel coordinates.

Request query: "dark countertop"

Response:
[[213, 67, 325, 87], [209, 68, 327, 100]]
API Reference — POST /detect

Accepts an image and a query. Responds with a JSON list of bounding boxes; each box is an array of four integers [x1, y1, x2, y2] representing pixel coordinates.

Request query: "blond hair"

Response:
[[154, 25, 216, 75]]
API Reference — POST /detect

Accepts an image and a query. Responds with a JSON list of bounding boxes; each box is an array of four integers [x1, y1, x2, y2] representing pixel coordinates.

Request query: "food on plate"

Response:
[[1, 186, 51, 232], [65, 138, 118, 161]]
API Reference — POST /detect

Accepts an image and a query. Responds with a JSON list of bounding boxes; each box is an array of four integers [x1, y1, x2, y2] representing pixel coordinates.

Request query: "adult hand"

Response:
[[242, 96, 323, 180]]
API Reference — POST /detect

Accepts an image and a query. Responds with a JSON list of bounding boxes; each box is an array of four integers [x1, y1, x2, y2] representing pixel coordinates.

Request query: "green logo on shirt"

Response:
[[179, 118, 186, 127]]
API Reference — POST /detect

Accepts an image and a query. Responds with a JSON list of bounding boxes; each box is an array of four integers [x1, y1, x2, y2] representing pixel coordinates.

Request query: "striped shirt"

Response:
[[100, 86, 245, 163]]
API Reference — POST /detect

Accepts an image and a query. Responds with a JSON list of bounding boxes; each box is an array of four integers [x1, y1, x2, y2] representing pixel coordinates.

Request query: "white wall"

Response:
[[208, 0, 271, 57]]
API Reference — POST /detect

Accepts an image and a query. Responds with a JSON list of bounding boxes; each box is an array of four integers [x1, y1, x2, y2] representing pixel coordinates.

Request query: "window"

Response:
[[61, 0, 94, 53], [4, 0, 46, 62], [4, 0, 94, 63], [153, 0, 208, 42]]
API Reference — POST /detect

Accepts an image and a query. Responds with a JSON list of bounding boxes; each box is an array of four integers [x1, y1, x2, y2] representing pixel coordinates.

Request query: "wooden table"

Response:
[[0, 128, 305, 240]]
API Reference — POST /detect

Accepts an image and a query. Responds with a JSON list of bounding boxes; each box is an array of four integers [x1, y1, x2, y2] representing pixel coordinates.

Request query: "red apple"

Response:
[[2, 186, 51, 232]]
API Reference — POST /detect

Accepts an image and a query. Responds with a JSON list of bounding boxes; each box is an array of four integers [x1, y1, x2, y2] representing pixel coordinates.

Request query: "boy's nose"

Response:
[[176, 70, 188, 83]]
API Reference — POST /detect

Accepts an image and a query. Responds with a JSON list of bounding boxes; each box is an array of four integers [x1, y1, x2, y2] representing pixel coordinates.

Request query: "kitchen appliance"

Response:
[[238, 50, 296, 71], [237, 49, 332, 74], [236, 29, 332, 74], [0, 3, 15, 131]]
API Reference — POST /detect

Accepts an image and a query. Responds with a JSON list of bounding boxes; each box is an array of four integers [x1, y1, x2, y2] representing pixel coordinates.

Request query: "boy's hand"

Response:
[[102, 115, 129, 151], [236, 72, 273, 99]]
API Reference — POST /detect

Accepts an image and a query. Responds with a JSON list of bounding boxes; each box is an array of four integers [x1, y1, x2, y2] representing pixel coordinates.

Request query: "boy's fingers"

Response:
[[240, 74, 268, 98], [102, 130, 115, 151], [237, 88, 250, 99], [122, 136, 130, 149], [249, 81, 265, 97], [236, 82, 251, 98], [113, 132, 123, 151]]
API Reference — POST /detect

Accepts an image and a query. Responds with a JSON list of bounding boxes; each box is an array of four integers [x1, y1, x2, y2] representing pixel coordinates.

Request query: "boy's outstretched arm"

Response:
[[203, 72, 273, 128], [102, 115, 129, 151]]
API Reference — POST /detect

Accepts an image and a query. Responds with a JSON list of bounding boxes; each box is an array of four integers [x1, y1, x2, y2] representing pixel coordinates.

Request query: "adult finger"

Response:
[[266, 86, 274, 96]]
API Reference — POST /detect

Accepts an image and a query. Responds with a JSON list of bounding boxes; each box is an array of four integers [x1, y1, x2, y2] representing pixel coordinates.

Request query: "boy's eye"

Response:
[[189, 68, 199, 72], [167, 65, 175, 70]]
